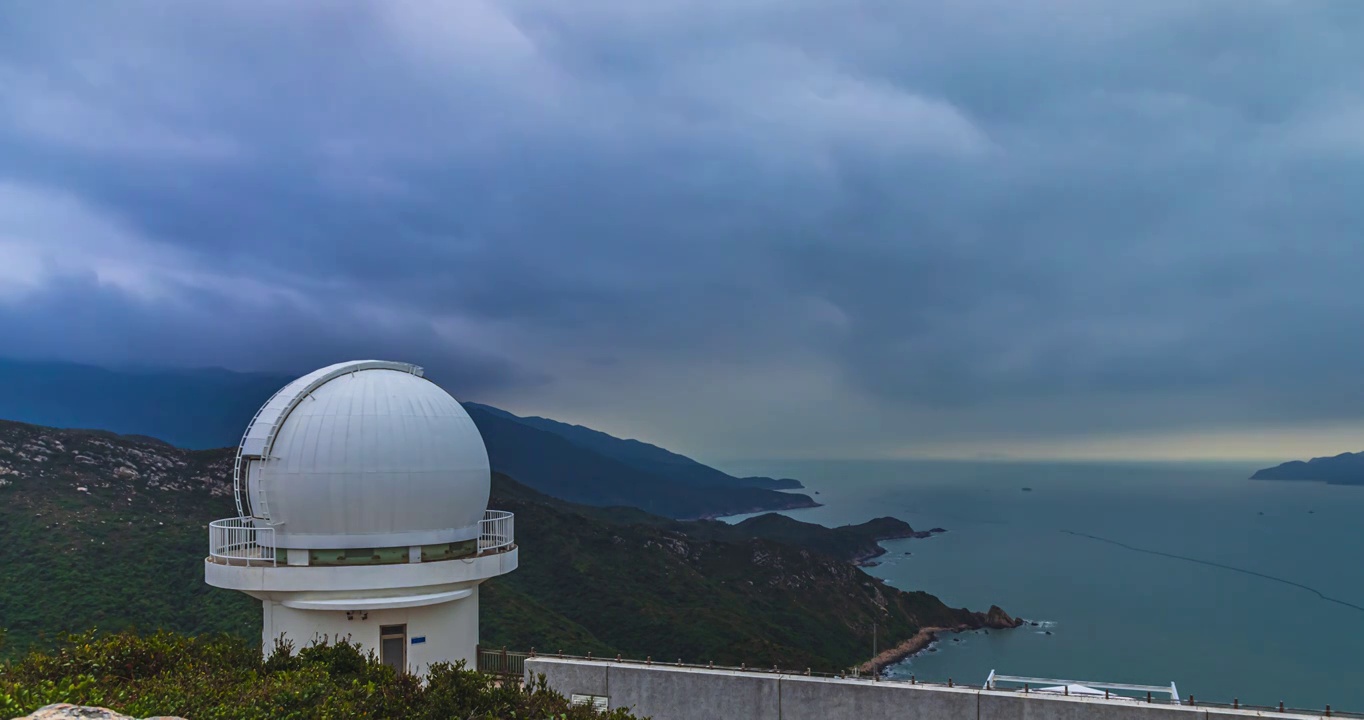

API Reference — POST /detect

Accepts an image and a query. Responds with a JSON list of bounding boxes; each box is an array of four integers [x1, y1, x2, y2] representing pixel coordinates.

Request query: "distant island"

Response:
[[1251, 451, 1364, 486]]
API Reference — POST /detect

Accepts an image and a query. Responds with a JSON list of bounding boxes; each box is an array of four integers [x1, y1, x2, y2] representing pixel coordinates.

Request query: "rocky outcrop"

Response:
[[13, 704, 185, 720], [983, 604, 1024, 628], [859, 605, 1025, 673], [0, 420, 234, 499], [859, 626, 952, 673]]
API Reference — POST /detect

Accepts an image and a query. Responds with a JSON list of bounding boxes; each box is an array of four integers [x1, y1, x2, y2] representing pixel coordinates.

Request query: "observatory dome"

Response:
[[239, 361, 489, 550]]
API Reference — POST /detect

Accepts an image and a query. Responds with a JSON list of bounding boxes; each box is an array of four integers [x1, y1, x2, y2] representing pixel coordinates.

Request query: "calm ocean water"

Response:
[[718, 460, 1364, 711]]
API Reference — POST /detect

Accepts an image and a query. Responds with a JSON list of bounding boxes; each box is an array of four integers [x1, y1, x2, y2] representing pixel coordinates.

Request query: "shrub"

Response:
[[0, 629, 640, 719]]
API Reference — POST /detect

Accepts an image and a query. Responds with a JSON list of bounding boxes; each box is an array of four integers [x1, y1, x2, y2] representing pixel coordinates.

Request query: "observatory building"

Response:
[[205, 360, 517, 677]]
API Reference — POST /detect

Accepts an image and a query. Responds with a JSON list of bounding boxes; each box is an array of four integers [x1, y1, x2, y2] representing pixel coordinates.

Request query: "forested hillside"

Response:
[[0, 420, 1009, 672]]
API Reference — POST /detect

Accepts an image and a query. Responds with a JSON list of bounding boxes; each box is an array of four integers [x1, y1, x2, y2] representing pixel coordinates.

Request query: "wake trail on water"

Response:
[[1061, 530, 1364, 616]]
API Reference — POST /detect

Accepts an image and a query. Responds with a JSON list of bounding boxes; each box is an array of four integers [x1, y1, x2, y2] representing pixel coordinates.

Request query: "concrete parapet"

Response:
[[609, 664, 780, 720], [978, 690, 1202, 720], [524, 658, 1336, 720], [779, 675, 978, 720], [528, 658, 610, 697], [1203, 708, 1329, 719]]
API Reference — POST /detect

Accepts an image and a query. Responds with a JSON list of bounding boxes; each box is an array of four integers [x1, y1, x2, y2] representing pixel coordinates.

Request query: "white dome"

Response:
[[237, 361, 489, 550]]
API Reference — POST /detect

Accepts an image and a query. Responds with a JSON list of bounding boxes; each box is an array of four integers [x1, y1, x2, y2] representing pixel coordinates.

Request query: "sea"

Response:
[[717, 460, 1364, 712]]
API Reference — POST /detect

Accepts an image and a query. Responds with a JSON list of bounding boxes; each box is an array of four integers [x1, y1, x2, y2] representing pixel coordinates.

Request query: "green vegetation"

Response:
[[664, 514, 933, 565], [0, 630, 636, 719], [1, 419, 1006, 674], [481, 476, 991, 671], [0, 421, 258, 656]]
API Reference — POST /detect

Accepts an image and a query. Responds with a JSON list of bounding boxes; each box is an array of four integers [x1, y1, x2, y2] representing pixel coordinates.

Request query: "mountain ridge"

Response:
[[0, 418, 1014, 672], [464, 406, 818, 518], [0, 358, 815, 519], [1250, 451, 1364, 486], [464, 402, 804, 490]]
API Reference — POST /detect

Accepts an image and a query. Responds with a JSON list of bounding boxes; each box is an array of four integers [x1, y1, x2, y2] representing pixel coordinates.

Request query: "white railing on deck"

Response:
[[986, 672, 1180, 705], [209, 517, 277, 565], [210, 512, 513, 564], [479, 509, 515, 553]]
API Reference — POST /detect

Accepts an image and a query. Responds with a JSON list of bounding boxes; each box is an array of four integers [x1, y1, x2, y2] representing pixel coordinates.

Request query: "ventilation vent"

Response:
[[570, 694, 609, 710]]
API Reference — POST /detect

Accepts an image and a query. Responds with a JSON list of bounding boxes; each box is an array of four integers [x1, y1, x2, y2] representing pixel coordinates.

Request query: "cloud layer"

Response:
[[3, 1, 1363, 460]]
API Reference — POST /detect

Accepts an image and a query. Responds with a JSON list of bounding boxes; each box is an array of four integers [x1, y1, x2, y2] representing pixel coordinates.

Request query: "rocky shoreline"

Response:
[[859, 606, 1023, 675], [851, 526, 947, 566], [697, 497, 823, 520]]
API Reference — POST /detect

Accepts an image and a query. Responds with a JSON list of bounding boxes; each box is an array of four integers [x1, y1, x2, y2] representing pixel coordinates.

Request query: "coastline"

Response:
[[698, 497, 822, 521], [860, 607, 1023, 674], [858, 625, 963, 674], [852, 526, 947, 566]]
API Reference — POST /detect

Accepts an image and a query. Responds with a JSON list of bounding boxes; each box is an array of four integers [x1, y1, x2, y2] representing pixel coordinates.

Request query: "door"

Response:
[[380, 624, 406, 675]]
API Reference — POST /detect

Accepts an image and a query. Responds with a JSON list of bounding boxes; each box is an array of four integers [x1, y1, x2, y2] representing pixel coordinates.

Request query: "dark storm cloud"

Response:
[[0, 271, 540, 396], [2, 0, 1363, 455]]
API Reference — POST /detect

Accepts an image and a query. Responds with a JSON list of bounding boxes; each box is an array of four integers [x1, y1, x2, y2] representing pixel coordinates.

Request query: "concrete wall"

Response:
[[525, 659, 1329, 720], [262, 586, 480, 677]]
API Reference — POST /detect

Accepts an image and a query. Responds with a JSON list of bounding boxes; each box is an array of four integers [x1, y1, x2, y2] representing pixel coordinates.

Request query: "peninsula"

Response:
[[1251, 451, 1364, 486]]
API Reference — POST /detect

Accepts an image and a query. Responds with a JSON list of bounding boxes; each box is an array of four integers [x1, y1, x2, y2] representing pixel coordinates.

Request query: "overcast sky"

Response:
[[2, 1, 1363, 462]]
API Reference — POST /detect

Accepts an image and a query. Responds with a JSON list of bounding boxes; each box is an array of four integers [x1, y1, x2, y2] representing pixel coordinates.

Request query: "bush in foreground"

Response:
[[0, 629, 638, 719]]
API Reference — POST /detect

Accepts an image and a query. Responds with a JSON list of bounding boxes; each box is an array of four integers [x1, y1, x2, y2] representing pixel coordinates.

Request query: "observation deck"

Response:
[[208, 509, 514, 567], [205, 508, 517, 611]]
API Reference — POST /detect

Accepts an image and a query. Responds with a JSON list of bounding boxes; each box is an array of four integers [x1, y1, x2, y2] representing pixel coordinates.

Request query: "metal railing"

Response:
[[209, 511, 512, 566], [208, 517, 277, 566], [490, 649, 935, 684], [477, 645, 529, 677], [479, 510, 515, 553], [986, 672, 1179, 704]]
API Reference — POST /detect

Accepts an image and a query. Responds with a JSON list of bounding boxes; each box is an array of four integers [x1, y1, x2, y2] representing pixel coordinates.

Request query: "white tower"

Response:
[[205, 360, 517, 677]]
